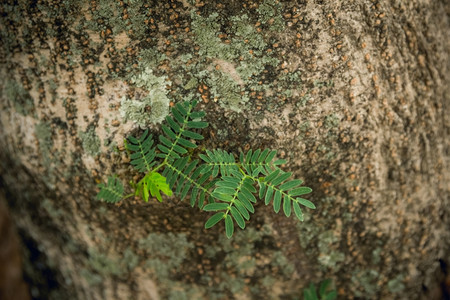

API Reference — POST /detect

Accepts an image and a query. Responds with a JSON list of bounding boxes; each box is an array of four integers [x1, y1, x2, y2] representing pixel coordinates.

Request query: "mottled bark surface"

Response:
[[0, 0, 449, 299], [0, 189, 30, 300]]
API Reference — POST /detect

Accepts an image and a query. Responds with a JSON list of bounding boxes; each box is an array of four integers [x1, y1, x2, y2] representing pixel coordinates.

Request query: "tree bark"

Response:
[[0, 1, 449, 299]]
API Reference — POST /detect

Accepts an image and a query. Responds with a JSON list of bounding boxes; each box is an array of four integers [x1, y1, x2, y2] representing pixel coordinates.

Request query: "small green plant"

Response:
[[97, 100, 314, 238], [303, 279, 337, 300]]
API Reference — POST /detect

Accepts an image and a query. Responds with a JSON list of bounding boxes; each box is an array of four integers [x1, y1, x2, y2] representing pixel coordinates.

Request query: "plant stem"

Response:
[[152, 161, 166, 173]]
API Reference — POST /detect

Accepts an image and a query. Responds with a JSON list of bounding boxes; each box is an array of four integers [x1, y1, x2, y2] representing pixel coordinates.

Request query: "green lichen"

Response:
[[297, 93, 311, 107], [4, 80, 35, 116], [80, 268, 103, 286], [47, 78, 58, 103], [67, 41, 83, 67], [79, 126, 101, 157], [167, 284, 204, 300], [278, 70, 302, 97], [122, 0, 148, 40], [371, 247, 382, 264], [139, 232, 194, 278], [35, 121, 53, 153], [41, 198, 62, 219], [314, 79, 334, 88], [203, 69, 248, 112], [317, 230, 345, 269], [134, 3, 297, 115], [256, 0, 285, 32], [85, 0, 125, 34], [296, 214, 320, 250], [184, 77, 198, 90], [138, 48, 168, 69], [84, 246, 139, 281], [387, 274, 405, 294], [135, 225, 297, 299], [189, 10, 282, 112], [87, 0, 151, 40], [202, 225, 293, 298], [318, 251, 345, 269], [231, 14, 267, 52], [35, 121, 57, 188], [324, 113, 340, 129], [120, 68, 171, 127], [351, 269, 380, 297], [36, 1, 79, 27], [87, 247, 124, 277], [0, 4, 26, 54], [191, 12, 226, 60], [123, 247, 139, 271]]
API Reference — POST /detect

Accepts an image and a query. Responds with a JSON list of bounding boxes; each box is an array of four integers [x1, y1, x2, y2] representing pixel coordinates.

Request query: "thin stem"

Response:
[[152, 161, 167, 173], [224, 174, 247, 217]]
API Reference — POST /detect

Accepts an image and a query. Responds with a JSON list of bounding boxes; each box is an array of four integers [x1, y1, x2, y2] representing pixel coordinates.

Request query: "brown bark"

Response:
[[0, 0, 449, 299], [0, 190, 30, 300]]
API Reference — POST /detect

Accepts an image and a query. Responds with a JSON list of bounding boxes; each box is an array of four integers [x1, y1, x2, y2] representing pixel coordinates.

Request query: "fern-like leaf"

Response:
[[134, 172, 172, 202], [258, 170, 313, 221], [163, 157, 216, 208], [125, 129, 156, 173], [204, 171, 257, 238], [97, 176, 124, 203], [157, 101, 208, 163], [304, 279, 337, 300], [98, 96, 316, 240], [239, 149, 286, 176], [199, 149, 240, 177]]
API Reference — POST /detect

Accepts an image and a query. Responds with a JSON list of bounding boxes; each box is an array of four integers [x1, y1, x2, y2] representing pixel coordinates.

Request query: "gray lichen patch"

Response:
[[139, 232, 194, 278], [35, 121, 57, 187], [79, 126, 101, 157], [351, 269, 380, 297], [134, 223, 300, 299], [202, 68, 248, 113], [256, 0, 285, 32], [188, 9, 283, 112], [387, 274, 406, 294], [4, 79, 35, 116], [35, 121, 53, 153], [82, 246, 139, 283], [120, 68, 171, 127]]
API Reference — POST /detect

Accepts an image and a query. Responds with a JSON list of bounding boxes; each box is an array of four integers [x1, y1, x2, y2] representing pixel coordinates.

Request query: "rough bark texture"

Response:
[[0, 0, 449, 299], [0, 190, 31, 300]]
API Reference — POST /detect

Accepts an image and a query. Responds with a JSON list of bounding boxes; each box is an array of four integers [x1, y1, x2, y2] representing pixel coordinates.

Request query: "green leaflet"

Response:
[[230, 206, 245, 229], [205, 212, 225, 228], [135, 172, 172, 202], [303, 279, 337, 300], [240, 149, 281, 176], [225, 215, 234, 238], [97, 176, 124, 203], [96, 100, 315, 239], [203, 203, 230, 211], [199, 149, 239, 176]]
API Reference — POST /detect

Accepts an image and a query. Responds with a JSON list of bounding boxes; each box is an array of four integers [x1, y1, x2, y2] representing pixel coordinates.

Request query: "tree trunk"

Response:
[[1, 1, 449, 299]]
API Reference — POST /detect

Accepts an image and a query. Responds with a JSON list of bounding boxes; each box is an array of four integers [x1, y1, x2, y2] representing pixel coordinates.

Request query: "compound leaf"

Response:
[[158, 101, 206, 163], [97, 176, 124, 203], [126, 129, 156, 173], [135, 172, 172, 203]]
